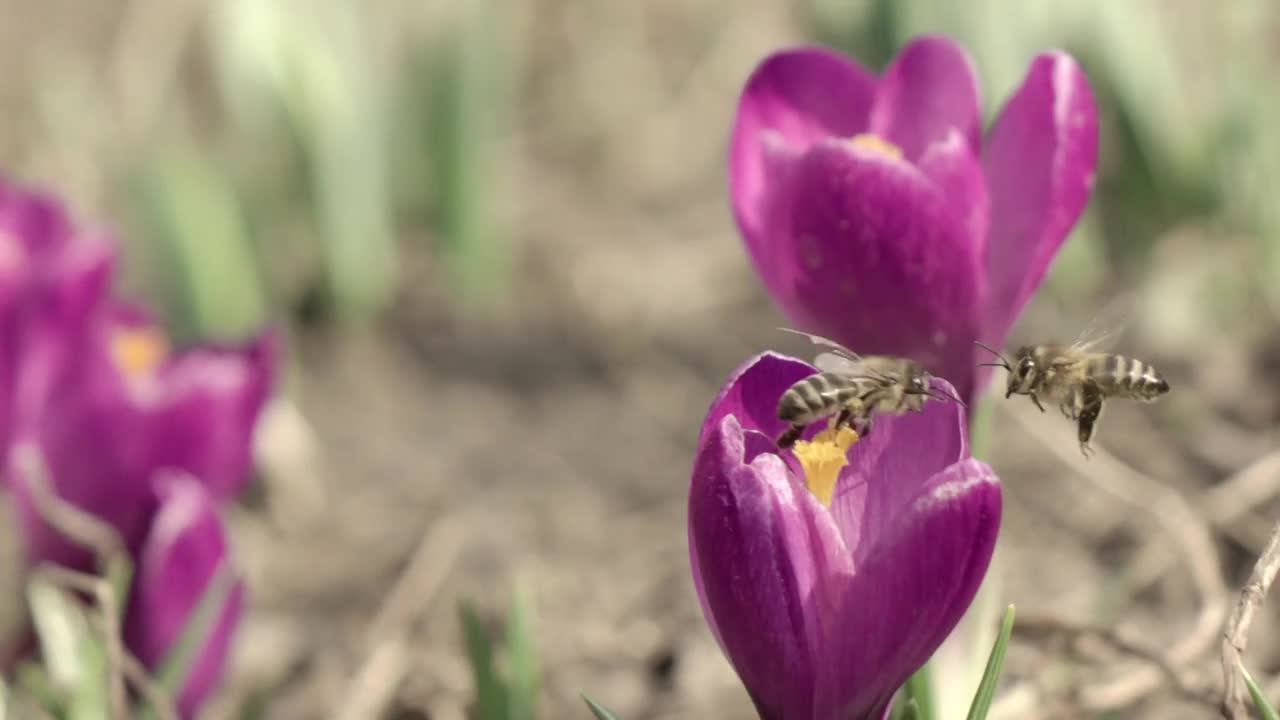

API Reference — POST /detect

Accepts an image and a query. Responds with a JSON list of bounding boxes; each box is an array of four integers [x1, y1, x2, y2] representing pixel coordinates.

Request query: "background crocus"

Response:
[[0, 178, 272, 717], [689, 352, 1001, 720], [729, 35, 1098, 402], [125, 473, 245, 718]]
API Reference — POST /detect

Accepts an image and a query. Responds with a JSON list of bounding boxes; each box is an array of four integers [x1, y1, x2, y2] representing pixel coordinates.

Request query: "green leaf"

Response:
[[423, 0, 509, 304], [16, 662, 62, 715], [145, 562, 238, 720], [27, 578, 109, 720], [581, 694, 622, 720], [898, 698, 922, 720], [126, 136, 267, 341], [966, 390, 995, 461], [965, 604, 1016, 720], [902, 665, 935, 720], [505, 583, 540, 720], [460, 600, 508, 720], [1241, 661, 1280, 720]]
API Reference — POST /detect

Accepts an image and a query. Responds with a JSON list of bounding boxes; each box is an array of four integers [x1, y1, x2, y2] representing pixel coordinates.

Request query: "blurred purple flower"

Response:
[[125, 473, 244, 719], [9, 294, 276, 572], [0, 177, 271, 715], [689, 353, 1001, 720], [729, 36, 1098, 402]]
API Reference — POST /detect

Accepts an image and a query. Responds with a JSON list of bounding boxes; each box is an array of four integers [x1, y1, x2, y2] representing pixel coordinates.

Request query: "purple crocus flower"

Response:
[[689, 352, 1001, 720], [729, 36, 1098, 402], [0, 177, 270, 716], [125, 473, 244, 718], [9, 299, 275, 573]]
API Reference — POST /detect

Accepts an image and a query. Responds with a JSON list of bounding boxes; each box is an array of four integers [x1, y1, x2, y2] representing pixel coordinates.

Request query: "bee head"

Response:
[[1006, 347, 1041, 398]]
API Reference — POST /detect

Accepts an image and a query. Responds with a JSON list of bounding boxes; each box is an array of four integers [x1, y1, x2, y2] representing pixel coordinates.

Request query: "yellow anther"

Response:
[[849, 133, 903, 161], [110, 328, 169, 380], [791, 424, 859, 506]]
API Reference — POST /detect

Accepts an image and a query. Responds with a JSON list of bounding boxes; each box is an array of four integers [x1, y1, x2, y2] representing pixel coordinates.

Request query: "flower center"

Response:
[[791, 423, 859, 506], [110, 327, 169, 380], [849, 133, 903, 160]]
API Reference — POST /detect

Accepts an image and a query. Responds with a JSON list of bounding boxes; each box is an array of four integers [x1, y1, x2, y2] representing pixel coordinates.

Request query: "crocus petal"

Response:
[[768, 138, 983, 398], [982, 51, 1098, 339], [0, 181, 74, 257], [125, 474, 243, 719], [730, 47, 876, 275], [828, 377, 968, 559], [700, 351, 815, 450], [917, 130, 990, 254], [690, 414, 853, 720], [868, 35, 982, 162], [817, 459, 1001, 720], [147, 331, 278, 500]]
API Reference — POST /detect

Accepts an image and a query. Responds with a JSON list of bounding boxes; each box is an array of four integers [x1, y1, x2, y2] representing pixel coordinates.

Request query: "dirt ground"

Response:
[[3, 2, 1280, 719]]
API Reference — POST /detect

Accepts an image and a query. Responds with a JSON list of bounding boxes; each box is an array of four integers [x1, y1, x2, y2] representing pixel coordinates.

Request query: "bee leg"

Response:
[[1060, 387, 1081, 420], [834, 407, 855, 431], [1076, 387, 1105, 459], [1030, 393, 1047, 413], [854, 415, 874, 438], [776, 424, 804, 449]]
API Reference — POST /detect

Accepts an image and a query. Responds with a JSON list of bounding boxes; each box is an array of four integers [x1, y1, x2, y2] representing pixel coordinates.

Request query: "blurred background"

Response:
[[2, 0, 1280, 718]]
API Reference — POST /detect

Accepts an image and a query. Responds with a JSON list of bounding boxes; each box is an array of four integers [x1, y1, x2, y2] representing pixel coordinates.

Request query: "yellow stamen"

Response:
[[849, 133, 903, 160], [110, 328, 169, 380], [791, 424, 859, 506]]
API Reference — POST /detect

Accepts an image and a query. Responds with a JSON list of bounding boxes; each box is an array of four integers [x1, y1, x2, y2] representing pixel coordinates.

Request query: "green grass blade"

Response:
[[965, 604, 1016, 720], [581, 694, 622, 720], [460, 600, 507, 720], [1241, 661, 1280, 720], [902, 664, 935, 720], [147, 562, 237, 717], [505, 582, 540, 720]]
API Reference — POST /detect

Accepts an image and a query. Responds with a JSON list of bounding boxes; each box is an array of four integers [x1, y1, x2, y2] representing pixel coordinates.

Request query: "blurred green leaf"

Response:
[[16, 662, 62, 716], [902, 664, 935, 720], [506, 582, 540, 720], [214, 0, 397, 320], [422, 0, 510, 303], [147, 563, 237, 719], [581, 694, 623, 720], [965, 605, 1015, 720], [897, 698, 922, 720], [127, 136, 267, 341], [1241, 661, 1280, 720], [27, 578, 109, 720], [461, 600, 508, 720]]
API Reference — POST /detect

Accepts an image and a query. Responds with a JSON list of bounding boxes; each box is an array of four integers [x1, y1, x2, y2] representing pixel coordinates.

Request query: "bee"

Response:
[[976, 324, 1170, 458], [775, 329, 962, 449]]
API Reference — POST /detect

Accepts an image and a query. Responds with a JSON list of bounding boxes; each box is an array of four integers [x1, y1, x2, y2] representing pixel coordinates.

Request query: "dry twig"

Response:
[[1015, 613, 1216, 709], [1220, 518, 1280, 719], [333, 515, 466, 720], [996, 405, 1228, 714], [13, 444, 179, 720]]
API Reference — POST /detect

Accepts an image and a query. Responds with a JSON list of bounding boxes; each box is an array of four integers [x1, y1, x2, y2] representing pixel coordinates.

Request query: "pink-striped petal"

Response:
[[868, 35, 982, 162], [982, 51, 1098, 339], [730, 46, 877, 289]]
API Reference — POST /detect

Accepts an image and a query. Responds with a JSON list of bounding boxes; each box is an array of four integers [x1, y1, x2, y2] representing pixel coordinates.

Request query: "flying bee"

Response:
[[775, 329, 963, 449], [976, 328, 1170, 458]]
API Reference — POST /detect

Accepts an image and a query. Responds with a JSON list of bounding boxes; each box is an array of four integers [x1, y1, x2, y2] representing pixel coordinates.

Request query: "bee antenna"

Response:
[[973, 341, 1011, 370], [928, 387, 967, 408]]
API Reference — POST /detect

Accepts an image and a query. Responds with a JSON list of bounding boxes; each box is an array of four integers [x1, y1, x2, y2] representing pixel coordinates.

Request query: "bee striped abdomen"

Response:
[[778, 373, 861, 423], [1088, 354, 1170, 401]]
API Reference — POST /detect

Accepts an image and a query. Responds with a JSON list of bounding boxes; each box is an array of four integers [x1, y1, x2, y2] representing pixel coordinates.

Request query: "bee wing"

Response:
[[778, 328, 900, 383], [813, 351, 866, 375], [1069, 296, 1133, 354], [777, 328, 861, 357]]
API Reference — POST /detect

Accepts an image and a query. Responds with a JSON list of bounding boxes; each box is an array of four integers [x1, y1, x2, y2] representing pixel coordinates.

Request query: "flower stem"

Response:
[[902, 664, 936, 720], [967, 389, 995, 460]]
